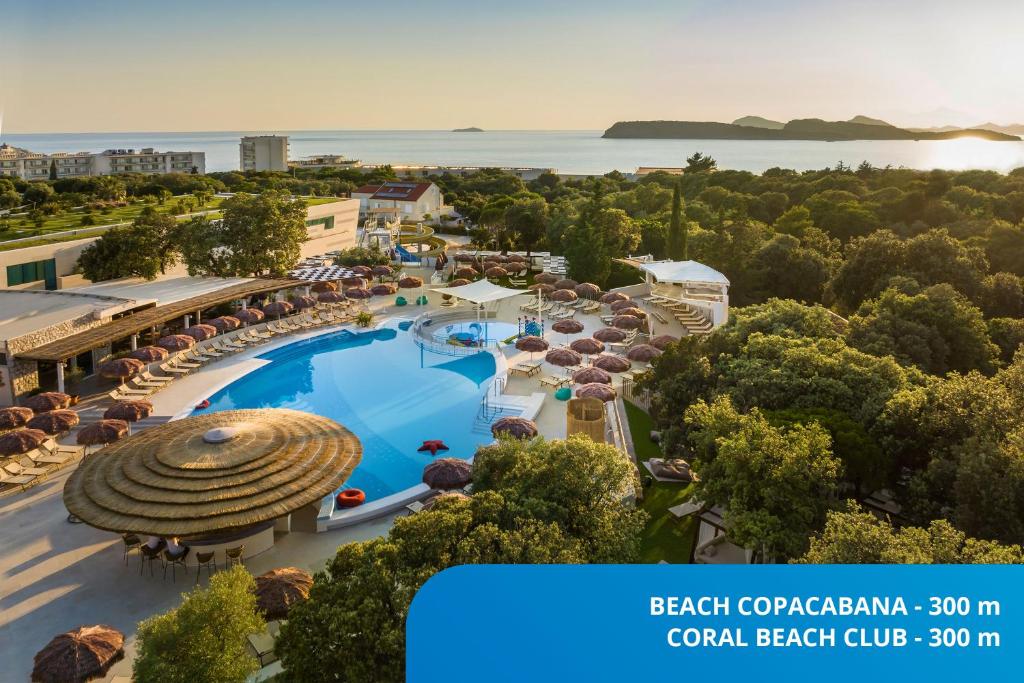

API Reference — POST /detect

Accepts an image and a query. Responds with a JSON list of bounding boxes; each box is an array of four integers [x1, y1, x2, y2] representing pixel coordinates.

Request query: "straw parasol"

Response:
[[551, 319, 584, 335], [64, 409, 362, 536], [310, 281, 337, 293], [449, 278, 471, 287], [372, 264, 393, 278], [127, 346, 169, 363], [534, 272, 558, 285], [593, 355, 632, 373], [506, 262, 527, 274], [209, 315, 242, 331], [528, 283, 554, 295], [616, 307, 647, 320], [574, 282, 602, 299], [291, 296, 317, 310], [371, 283, 397, 296], [263, 301, 294, 318], [600, 291, 630, 304], [235, 308, 265, 325], [24, 392, 72, 413], [515, 336, 549, 354], [422, 458, 472, 490], [31, 624, 124, 683], [254, 567, 314, 621], [455, 266, 478, 279], [98, 358, 145, 381], [423, 491, 470, 510], [484, 266, 508, 278], [341, 276, 366, 287], [317, 291, 345, 303], [454, 253, 475, 262], [27, 410, 80, 436], [553, 278, 578, 290], [104, 400, 153, 423], [612, 314, 644, 330], [490, 254, 508, 263], [545, 348, 582, 367], [76, 419, 128, 447], [627, 344, 663, 362], [345, 287, 372, 299], [182, 324, 217, 341], [0, 406, 34, 431], [577, 383, 617, 402], [550, 289, 578, 302], [399, 276, 423, 289], [610, 299, 637, 312], [351, 265, 373, 277], [507, 253, 527, 262], [491, 416, 539, 439], [0, 428, 47, 456], [156, 334, 195, 351], [570, 338, 605, 355], [650, 334, 679, 350], [593, 327, 627, 343], [573, 366, 612, 385]]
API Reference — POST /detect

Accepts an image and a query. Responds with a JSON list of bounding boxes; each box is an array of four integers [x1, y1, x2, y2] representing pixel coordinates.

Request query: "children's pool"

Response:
[[430, 320, 533, 346], [197, 323, 497, 502]]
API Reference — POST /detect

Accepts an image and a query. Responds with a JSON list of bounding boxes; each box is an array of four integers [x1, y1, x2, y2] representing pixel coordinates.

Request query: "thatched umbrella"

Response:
[[507, 254, 527, 263], [351, 265, 373, 277], [491, 416, 539, 439], [291, 296, 317, 310], [341, 276, 366, 287], [0, 406, 34, 431], [372, 264, 393, 278], [317, 291, 345, 303], [506, 262, 528, 274], [31, 624, 124, 683], [612, 314, 644, 330], [27, 410, 80, 436], [235, 308, 265, 325], [455, 266, 478, 279], [577, 382, 617, 402], [534, 272, 558, 285], [574, 282, 601, 299], [98, 358, 145, 382], [627, 344, 663, 362], [610, 299, 637, 313], [76, 420, 128, 447], [182, 324, 217, 341], [423, 491, 470, 510], [156, 334, 195, 351], [554, 278, 578, 290], [64, 409, 362, 537], [0, 428, 47, 456], [515, 335, 549, 356], [263, 301, 294, 319], [615, 307, 646, 319], [24, 392, 72, 413], [550, 288, 578, 302], [449, 278, 471, 287], [593, 327, 627, 343], [593, 355, 632, 373], [422, 458, 472, 490], [398, 276, 423, 289], [570, 338, 605, 355], [345, 287, 373, 299], [490, 254, 508, 263], [310, 281, 337, 293], [551, 319, 584, 338], [600, 291, 630, 304], [371, 283, 397, 296], [208, 316, 242, 332], [573, 366, 612, 385], [254, 567, 314, 621], [528, 283, 554, 295], [104, 400, 153, 424], [485, 266, 508, 279], [545, 348, 582, 368], [454, 252, 476, 262], [650, 334, 679, 350], [482, 261, 498, 272], [127, 346, 169, 363]]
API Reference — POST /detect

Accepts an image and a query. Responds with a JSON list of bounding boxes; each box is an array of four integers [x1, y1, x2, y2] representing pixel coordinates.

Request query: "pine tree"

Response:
[[666, 180, 687, 260]]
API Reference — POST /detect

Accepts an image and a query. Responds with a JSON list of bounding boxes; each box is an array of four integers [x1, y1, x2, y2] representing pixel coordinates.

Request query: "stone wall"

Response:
[[4, 313, 109, 405]]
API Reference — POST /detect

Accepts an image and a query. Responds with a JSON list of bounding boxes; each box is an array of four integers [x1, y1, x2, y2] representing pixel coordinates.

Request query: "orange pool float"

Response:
[[336, 489, 366, 508]]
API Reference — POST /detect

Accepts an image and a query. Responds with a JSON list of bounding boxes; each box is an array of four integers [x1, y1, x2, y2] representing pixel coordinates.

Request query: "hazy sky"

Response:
[[2, 0, 1021, 133]]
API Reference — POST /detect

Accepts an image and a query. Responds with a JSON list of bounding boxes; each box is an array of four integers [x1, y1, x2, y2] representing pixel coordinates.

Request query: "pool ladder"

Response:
[[477, 377, 506, 423]]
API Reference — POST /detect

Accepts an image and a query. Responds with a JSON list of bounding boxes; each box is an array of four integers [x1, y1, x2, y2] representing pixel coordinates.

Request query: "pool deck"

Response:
[[0, 283, 686, 681]]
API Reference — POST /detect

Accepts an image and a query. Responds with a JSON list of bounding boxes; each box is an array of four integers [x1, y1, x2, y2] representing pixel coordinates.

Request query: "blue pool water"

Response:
[[199, 324, 497, 502], [430, 320, 522, 345]]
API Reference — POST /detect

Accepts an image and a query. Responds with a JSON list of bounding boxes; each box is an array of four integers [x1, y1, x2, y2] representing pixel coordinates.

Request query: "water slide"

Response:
[[399, 224, 448, 259]]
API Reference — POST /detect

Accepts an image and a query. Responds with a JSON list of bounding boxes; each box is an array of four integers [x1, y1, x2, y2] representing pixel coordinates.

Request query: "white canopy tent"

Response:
[[635, 260, 730, 287], [431, 278, 528, 304]]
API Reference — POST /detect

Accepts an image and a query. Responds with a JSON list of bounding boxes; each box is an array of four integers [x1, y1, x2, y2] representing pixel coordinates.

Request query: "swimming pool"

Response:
[[430, 319, 538, 346], [198, 323, 497, 502]]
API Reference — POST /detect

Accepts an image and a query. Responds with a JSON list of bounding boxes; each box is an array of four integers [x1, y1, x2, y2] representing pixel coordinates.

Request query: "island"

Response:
[[602, 118, 1021, 141], [452, 127, 484, 133]]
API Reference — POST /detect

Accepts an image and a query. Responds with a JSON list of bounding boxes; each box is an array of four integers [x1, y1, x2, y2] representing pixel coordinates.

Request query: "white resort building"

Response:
[[351, 181, 451, 223], [240, 135, 290, 172], [0, 144, 206, 180]]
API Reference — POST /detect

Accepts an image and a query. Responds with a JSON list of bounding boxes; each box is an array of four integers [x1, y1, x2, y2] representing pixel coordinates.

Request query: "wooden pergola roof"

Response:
[[17, 278, 298, 363]]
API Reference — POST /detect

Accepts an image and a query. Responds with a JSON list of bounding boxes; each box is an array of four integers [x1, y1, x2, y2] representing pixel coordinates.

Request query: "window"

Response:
[[7, 259, 57, 289], [305, 216, 335, 230]]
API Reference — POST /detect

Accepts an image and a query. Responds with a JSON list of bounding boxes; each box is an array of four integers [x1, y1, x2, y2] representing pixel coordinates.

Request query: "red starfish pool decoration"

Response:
[[417, 440, 450, 456]]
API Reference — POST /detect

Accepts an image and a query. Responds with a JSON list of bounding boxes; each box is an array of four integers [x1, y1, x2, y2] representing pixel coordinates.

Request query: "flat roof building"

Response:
[[240, 136, 289, 172], [0, 144, 205, 180]]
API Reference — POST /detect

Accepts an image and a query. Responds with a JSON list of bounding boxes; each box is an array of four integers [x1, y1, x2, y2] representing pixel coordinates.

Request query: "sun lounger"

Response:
[[405, 500, 425, 515], [130, 377, 165, 390], [0, 469, 36, 487], [26, 448, 71, 466], [195, 345, 223, 358], [42, 438, 82, 456], [223, 336, 247, 349], [539, 375, 570, 389], [510, 361, 542, 377], [117, 385, 154, 397], [5, 461, 47, 477], [141, 371, 174, 384], [172, 355, 202, 368], [158, 363, 191, 375]]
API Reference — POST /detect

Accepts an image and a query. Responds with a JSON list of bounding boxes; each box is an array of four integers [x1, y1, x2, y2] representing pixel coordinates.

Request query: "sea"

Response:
[[3, 130, 1023, 175]]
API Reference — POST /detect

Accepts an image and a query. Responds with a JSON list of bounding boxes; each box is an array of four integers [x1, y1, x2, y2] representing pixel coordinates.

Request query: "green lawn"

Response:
[[624, 400, 699, 564]]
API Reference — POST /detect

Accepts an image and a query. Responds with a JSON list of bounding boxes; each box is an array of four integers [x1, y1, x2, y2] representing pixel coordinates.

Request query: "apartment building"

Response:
[[0, 144, 205, 180], [240, 135, 289, 172]]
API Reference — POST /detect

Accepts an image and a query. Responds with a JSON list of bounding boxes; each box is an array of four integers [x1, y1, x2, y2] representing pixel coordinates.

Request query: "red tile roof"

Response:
[[353, 181, 433, 202]]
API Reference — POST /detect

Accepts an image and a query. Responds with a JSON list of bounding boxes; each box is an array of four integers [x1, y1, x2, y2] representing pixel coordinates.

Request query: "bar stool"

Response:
[[195, 551, 217, 584], [139, 544, 163, 577], [121, 534, 141, 565], [163, 549, 189, 582], [224, 545, 245, 569]]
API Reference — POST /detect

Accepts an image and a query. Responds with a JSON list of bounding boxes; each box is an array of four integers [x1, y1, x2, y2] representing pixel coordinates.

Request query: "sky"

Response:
[[2, 0, 1022, 133]]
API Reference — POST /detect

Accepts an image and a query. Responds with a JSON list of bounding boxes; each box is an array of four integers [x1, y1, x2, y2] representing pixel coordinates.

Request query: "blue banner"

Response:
[[407, 565, 1022, 682]]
